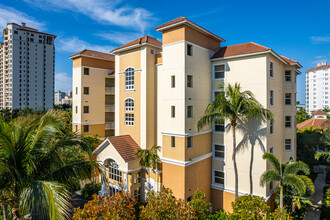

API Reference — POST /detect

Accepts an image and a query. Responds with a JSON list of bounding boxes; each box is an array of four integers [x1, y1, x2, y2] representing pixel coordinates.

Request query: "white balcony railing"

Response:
[[105, 87, 115, 95], [105, 122, 115, 129], [105, 104, 115, 112]]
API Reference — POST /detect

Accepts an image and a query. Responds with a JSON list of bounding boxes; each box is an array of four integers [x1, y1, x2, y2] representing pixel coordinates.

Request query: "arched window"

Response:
[[105, 159, 122, 182], [125, 98, 134, 111], [125, 67, 134, 90]]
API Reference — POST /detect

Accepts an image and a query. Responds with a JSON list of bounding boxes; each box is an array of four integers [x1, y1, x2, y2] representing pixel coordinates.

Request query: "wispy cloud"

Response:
[[189, 7, 225, 19], [0, 5, 44, 31], [310, 35, 330, 44], [55, 72, 72, 92], [23, 0, 152, 32], [95, 32, 143, 45], [56, 36, 114, 53], [311, 55, 328, 66]]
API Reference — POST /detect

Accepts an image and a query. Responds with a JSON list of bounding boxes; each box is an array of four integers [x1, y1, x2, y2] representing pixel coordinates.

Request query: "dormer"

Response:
[[311, 110, 328, 119]]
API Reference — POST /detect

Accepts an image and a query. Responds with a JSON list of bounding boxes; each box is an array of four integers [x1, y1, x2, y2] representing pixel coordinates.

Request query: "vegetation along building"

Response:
[[0, 23, 56, 110], [70, 17, 301, 211]]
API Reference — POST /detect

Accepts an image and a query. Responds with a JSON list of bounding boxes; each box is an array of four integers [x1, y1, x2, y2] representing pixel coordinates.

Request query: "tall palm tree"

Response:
[[137, 146, 161, 194], [236, 119, 267, 195], [197, 83, 273, 199], [0, 110, 102, 220], [260, 153, 314, 216]]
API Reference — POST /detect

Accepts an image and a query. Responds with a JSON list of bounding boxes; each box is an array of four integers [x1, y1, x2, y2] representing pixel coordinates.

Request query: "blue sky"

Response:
[[1, 0, 330, 104]]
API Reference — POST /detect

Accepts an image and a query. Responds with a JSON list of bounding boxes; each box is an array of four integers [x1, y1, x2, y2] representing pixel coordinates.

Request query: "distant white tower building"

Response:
[[305, 62, 330, 113], [0, 22, 56, 110], [54, 91, 66, 105]]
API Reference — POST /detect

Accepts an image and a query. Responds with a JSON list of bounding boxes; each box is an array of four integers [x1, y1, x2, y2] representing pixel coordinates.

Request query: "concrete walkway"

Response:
[[304, 173, 326, 220]]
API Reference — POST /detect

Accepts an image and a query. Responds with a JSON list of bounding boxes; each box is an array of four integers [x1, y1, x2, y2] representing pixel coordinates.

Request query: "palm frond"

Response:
[[283, 174, 306, 196], [283, 161, 310, 176], [262, 153, 281, 173], [260, 170, 280, 187]]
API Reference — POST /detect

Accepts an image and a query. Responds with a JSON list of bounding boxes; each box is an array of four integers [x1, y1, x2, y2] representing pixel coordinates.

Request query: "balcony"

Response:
[[105, 122, 115, 129], [105, 87, 115, 95], [105, 104, 115, 112]]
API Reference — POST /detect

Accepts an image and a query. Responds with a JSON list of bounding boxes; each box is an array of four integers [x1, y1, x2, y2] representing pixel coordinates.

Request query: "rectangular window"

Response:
[[125, 113, 134, 125], [171, 75, 175, 88], [83, 87, 89, 95], [187, 106, 193, 118], [285, 139, 291, 151], [213, 91, 224, 101], [187, 44, 193, 56], [134, 188, 141, 200], [285, 71, 292, 82], [83, 125, 89, 133], [84, 68, 89, 75], [187, 75, 193, 88], [214, 64, 225, 80], [187, 136, 193, 148], [270, 90, 274, 106], [285, 116, 291, 128], [75, 106, 78, 113], [134, 172, 141, 184], [75, 125, 78, 132], [171, 136, 175, 148], [214, 170, 224, 186], [76, 87, 78, 95], [269, 61, 273, 77], [214, 119, 225, 133], [285, 93, 292, 105], [270, 146, 274, 154], [171, 106, 175, 118], [270, 121, 274, 134], [214, 144, 225, 160], [83, 106, 89, 113]]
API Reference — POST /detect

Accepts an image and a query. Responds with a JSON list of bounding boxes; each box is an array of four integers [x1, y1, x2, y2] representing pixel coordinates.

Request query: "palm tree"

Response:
[[137, 145, 161, 195], [0, 110, 102, 220], [236, 119, 267, 195], [260, 153, 314, 216], [197, 83, 273, 199]]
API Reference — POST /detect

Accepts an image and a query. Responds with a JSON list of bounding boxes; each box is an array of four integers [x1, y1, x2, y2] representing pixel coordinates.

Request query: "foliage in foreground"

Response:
[[320, 186, 330, 220], [81, 182, 101, 200]]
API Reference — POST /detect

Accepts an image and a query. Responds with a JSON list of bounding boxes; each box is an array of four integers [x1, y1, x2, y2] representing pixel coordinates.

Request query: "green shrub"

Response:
[[81, 182, 101, 200], [207, 210, 229, 219], [326, 172, 330, 185], [321, 186, 330, 220]]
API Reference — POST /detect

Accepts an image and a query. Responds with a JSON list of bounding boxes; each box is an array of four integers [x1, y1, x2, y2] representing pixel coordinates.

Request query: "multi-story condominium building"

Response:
[[72, 17, 301, 211], [305, 62, 330, 113], [0, 22, 56, 110], [69, 49, 115, 137], [54, 90, 66, 105]]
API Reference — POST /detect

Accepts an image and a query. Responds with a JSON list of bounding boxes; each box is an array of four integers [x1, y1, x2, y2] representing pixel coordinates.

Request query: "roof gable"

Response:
[[111, 36, 162, 53], [68, 49, 114, 60]]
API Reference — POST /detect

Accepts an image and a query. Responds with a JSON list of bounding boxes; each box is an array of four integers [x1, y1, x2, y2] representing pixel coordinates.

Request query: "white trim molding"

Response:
[[72, 121, 104, 125], [161, 152, 212, 167], [161, 129, 212, 137]]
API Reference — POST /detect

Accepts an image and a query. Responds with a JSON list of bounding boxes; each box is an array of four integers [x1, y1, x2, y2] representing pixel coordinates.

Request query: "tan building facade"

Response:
[[72, 17, 301, 211]]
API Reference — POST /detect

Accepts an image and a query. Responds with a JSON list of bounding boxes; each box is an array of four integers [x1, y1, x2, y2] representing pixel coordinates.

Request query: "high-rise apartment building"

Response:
[[69, 50, 115, 138], [54, 90, 66, 105], [72, 17, 301, 211], [0, 22, 56, 110], [305, 62, 330, 113]]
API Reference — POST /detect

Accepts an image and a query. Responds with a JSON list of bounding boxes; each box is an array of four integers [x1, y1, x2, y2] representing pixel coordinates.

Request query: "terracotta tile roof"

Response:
[[297, 118, 329, 130], [280, 56, 298, 64], [211, 42, 270, 59], [311, 110, 327, 115], [107, 135, 141, 162], [306, 64, 330, 73], [68, 49, 115, 61], [111, 36, 162, 53], [155, 17, 225, 42], [155, 16, 186, 29]]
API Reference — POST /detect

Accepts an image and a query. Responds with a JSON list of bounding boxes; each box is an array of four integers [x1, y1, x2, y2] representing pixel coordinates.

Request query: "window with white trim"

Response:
[[270, 146, 274, 154], [270, 90, 274, 106], [214, 144, 225, 160], [187, 136, 193, 149], [125, 98, 134, 111], [125, 67, 134, 90], [214, 64, 225, 80], [270, 121, 274, 134], [285, 139, 291, 151], [285, 70, 291, 82], [187, 106, 193, 118], [187, 75, 193, 88], [285, 93, 292, 105], [285, 116, 291, 128], [214, 118, 225, 133], [125, 113, 134, 125], [134, 172, 141, 184], [214, 170, 224, 186], [108, 159, 122, 182], [269, 61, 273, 77], [187, 44, 193, 56], [134, 188, 141, 200]]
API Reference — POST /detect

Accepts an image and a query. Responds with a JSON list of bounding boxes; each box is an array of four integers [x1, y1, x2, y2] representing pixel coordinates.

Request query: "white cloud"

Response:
[[0, 5, 44, 31], [55, 72, 72, 92], [311, 35, 330, 44], [95, 32, 143, 45], [23, 0, 152, 32], [56, 36, 113, 53]]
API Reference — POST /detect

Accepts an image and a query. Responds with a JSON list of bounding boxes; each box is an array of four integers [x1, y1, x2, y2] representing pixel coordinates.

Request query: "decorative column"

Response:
[[123, 171, 129, 192], [99, 165, 107, 196]]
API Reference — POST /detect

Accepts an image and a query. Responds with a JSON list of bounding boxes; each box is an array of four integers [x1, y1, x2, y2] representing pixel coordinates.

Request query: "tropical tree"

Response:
[[297, 126, 324, 163], [137, 145, 161, 193], [197, 83, 273, 199], [260, 153, 314, 217], [296, 108, 309, 123], [0, 110, 102, 220]]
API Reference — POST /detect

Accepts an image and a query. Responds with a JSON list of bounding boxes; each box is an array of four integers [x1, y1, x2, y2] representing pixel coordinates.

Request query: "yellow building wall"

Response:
[[211, 189, 236, 212], [73, 124, 105, 137]]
